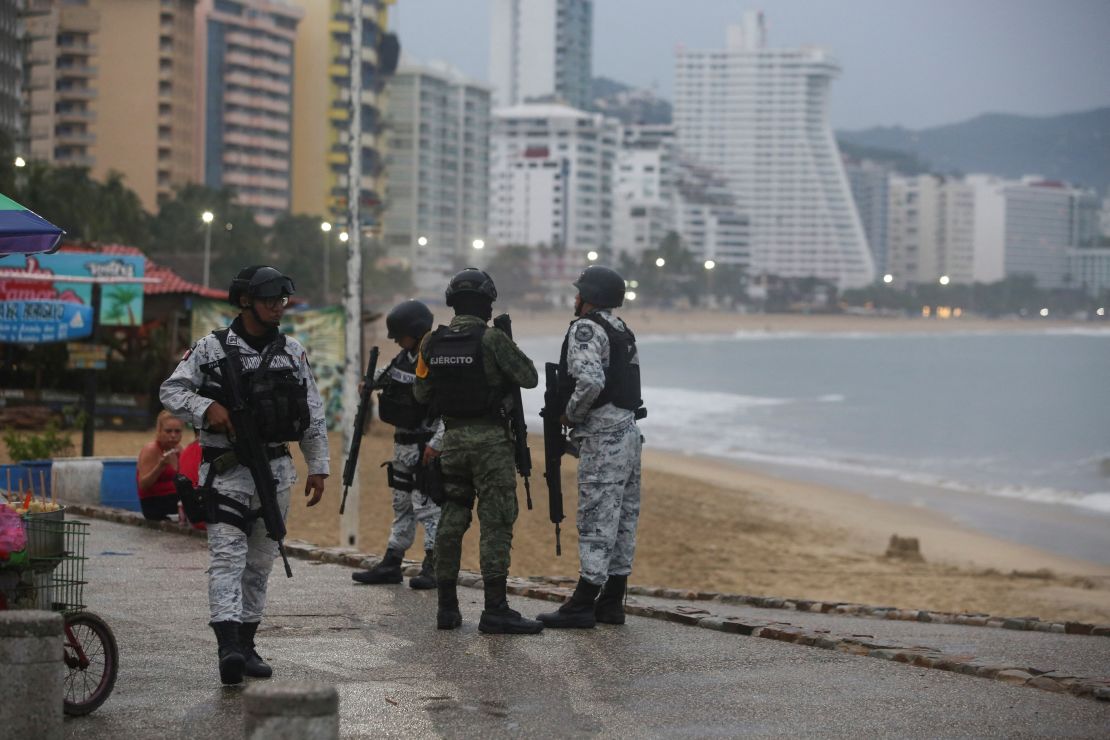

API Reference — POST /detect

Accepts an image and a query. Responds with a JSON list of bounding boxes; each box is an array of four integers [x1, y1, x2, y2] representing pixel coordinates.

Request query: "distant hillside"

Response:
[[837, 108, 1110, 192], [589, 76, 672, 125]]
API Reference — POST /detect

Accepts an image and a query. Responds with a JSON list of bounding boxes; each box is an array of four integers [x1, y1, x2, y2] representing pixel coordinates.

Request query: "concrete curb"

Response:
[[508, 581, 1110, 703], [66, 503, 1110, 702]]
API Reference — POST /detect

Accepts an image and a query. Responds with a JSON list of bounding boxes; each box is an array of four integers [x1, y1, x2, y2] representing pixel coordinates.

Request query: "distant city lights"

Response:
[[655, 257, 665, 267], [938, 275, 950, 286], [587, 250, 598, 261], [882, 273, 893, 284], [625, 291, 637, 301], [704, 259, 716, 270], [417, 236, 428, 246], [1039, 308, 1049, 317], [1098, 308, 1106, 317], [472, 238, 485, 250], [339, 231, 349, 243]]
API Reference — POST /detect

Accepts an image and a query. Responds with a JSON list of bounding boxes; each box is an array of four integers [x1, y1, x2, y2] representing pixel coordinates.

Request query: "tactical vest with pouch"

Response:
[[558, 312, 644, 416], [377, 350, 430, 429], [423, 324, 494, 418]]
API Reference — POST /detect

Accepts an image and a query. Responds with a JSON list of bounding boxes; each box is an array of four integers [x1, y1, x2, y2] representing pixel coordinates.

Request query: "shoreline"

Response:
[[500, 307, 1105, 339], [641, 447, 1110, 578]]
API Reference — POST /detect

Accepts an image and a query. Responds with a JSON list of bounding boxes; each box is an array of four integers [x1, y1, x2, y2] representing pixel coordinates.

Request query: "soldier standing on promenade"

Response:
[[160, 266, 329, 683], [351, 299, 443, 589], [413, 268, 543, 634], [538, 265, 645, 629]]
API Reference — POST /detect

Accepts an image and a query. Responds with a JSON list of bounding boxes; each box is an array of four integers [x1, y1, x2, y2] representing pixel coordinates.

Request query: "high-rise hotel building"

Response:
[[290, 0, 396, 226], [489, 0, 592, 110], [22, 0, 197, 211], [382, 61, 491, 294], [673, 11, 874, 288], [196, 0, 302, 226], [0, 2, 21, 145]]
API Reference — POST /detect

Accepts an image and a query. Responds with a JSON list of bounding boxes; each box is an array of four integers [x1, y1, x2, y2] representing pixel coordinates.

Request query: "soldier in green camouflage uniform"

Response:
[[414, 268, 543, 635]]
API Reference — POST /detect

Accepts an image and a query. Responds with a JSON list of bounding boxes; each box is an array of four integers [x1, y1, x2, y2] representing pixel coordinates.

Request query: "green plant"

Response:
[[2, 420, 75, 462]]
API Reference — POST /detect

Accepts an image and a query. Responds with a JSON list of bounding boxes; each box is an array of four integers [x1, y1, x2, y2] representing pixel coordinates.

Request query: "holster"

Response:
[[174, 474, 208, 524], [418, 458, 447, 507], [382, 461, 416, 492]]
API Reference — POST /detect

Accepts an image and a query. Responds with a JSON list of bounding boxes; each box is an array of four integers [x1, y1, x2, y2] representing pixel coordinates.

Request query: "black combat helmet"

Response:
[[228, 265, 296, 307], [445, 267, 497, 307], [386, 299, 434, 340], [574, 265, 625, 308]]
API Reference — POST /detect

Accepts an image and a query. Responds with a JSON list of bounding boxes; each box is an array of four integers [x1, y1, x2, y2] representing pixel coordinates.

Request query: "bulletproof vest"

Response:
[[423, 324, 494, 418], [202, 329, 311, 443], [558, 313, 643, 415], [377, 350, 430, 429]]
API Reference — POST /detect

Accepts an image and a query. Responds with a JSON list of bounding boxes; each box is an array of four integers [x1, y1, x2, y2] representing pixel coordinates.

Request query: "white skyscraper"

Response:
[[612, 125, 677, 260], [489, 103, 618, 296], [673, 11, 874, 288], [489, 0, 592, 110], [382, 61, 491, 294], [888, 175, 975, 285]]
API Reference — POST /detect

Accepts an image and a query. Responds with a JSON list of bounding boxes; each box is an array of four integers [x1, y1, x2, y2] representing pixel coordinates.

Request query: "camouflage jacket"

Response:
[[564, 310, 637, 437]]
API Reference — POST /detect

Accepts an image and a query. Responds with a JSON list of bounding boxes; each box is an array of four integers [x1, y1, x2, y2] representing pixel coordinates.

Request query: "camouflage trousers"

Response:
[[576, 420, 643, 586], [207, 487, 291, 623], [434, 426, 519, 583], [385, 461, 441, 554]]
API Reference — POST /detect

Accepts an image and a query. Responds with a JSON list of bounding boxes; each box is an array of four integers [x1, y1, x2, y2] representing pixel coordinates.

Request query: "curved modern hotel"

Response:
[[674, 11, 874, 288]]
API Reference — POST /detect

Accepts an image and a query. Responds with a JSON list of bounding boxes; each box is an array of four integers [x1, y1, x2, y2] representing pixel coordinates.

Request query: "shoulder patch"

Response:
[[574, 323, 595, 342], [182, 342, 195, 361]]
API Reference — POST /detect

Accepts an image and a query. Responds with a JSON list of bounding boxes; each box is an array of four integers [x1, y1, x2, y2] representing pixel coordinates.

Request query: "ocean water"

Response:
[[518, 327, 1110, 563]]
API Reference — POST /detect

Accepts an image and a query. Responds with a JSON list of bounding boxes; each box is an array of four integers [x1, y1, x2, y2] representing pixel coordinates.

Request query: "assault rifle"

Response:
[[539, 362, 566, 555], [216, 344, 293, 578], [492, 313, 533, 510], [340, 345, 380, 515]]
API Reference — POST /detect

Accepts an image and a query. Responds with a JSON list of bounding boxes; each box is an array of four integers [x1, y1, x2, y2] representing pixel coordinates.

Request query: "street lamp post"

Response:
[[201, 211, 214, 288], [321, 221, 333, 303], [704, 259, 716, 306]]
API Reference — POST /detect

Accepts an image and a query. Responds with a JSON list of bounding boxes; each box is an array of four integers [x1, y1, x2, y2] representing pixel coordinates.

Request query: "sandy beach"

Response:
[[4, 313, 1106, 622], [7, 425, 1108, 624]]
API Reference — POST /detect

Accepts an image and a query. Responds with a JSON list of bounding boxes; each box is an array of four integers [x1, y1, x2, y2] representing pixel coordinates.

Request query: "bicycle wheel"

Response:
[[62, 611, 119, 716]]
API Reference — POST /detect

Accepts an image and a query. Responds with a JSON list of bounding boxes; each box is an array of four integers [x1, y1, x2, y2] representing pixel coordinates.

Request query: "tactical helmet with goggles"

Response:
[[445, 268, 497, 307], [228, 265, 296, 308], [386, 299, 434, 340], [573, 265, 625, 309]]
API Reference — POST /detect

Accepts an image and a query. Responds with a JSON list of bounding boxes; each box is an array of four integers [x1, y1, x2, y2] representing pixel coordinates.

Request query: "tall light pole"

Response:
[[321, 221, 333, 302], [201, 210, 214, 288]]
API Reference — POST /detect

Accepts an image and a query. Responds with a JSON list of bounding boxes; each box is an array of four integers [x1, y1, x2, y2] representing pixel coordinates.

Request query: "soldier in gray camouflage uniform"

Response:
[[352, 300, 443, 589], [160, 266, 329, 684], [414, 268, 543, 635], [538, 265, 645, 629]]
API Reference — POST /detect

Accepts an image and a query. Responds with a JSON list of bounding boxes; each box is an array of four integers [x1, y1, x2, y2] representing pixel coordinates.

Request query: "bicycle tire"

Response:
[[63, 611, 119, 716]]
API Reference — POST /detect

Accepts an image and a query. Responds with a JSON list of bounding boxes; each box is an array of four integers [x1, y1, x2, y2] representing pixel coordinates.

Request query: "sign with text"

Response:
[[66, 342, 109, 370], [0, 252, 145, 329], [0, 300, 94, 343]]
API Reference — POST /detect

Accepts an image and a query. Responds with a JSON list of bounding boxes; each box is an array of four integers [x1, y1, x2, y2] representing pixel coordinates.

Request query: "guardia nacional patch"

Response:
[[574, 323, 595, 343]]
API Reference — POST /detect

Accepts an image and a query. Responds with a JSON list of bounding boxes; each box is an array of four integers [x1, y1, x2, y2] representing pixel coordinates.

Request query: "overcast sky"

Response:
[[390, 0, 1110, 131]]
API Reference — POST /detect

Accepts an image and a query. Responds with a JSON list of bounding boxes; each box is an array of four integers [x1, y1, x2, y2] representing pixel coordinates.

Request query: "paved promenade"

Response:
[[63, 517, 1110, 738]]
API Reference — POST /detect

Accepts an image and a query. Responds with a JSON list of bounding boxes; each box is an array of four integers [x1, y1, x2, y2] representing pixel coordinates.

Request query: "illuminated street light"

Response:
[[704, 259, 716, 270], [339, 231, 349, 243], [1097, 307, 1105, 317], [201, 211, 215, 288], [321, 221, 332, 233], [629, 280, 639, 288], [1039, 307, 1049, 317], [938, 275, 950, 286], [655, 257, 665, 268], [882, 273, 893, 284], [472, 238, 485, 250], [625, 291, 637, 302], [587, 250, 598, 261], [13, 156, 25, 168], [417, 236, 428, 247], [321, 222, 334, 301]]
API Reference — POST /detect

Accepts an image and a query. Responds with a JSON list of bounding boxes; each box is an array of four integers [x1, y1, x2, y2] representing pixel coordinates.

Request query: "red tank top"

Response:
[[138, 460, 177, 500]]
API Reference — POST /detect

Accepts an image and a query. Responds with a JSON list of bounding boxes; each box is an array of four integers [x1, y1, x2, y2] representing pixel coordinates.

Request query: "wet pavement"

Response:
[[60, 517, 1110, 738]]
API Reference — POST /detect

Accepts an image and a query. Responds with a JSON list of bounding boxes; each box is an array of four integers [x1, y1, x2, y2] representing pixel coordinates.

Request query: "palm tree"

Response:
[[104, 285, 141, 325]]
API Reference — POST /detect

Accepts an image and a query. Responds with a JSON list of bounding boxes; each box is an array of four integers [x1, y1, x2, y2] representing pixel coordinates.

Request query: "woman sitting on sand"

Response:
[[136, 411, 184, 521]]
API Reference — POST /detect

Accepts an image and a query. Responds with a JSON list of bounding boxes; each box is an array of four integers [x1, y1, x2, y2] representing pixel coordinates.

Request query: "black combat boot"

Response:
[[478, 576, 543, 635], [437, 579, 462, 630], [409, 550, 436, 590], [210, 621, 245, 685], [537, 578, 601, 628], [239, 622, 272, 678], [351, 548, 404, 584], [594, 574, 628, 625]]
